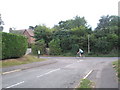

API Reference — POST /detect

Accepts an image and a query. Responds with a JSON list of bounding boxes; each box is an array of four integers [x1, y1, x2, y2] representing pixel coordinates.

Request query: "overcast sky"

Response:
[[0, 0, 119, 32]]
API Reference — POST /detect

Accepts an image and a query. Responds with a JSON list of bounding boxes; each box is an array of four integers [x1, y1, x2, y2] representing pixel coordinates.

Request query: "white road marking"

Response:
[[2, 69, 21, 75], [37, 68, 60, 78], [83, 70, 93, 79], [77, 60, 83, 62], [6, 81, 25, 88], [65, 64, 74, 67], [75, 70, 93, 88]]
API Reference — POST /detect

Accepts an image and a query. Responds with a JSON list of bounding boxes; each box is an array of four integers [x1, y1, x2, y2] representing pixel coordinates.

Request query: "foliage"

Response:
[[33, 15, 119, 56], [29, 26, 35, 30], [58, 16, 87, 29], [0, 14, 4, 32], [76, 79, 93, 89], [112, 60, 120, 81], [52, 26, 91, 54], [71, 44, 79, 54], [32, 39, 46, 55], [49, 39, 62, 55], [34, 25, 52, 47], [2, 32, 27, 59], [92, 15, 119, 54]]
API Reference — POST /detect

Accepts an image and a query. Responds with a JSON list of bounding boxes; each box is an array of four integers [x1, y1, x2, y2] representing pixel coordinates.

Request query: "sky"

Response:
[[0, 0, 119, 32]]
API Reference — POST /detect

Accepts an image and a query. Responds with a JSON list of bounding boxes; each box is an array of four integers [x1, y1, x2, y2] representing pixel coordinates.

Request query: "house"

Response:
[[23, 29, 35, 44], [9, 29, 35, 45]]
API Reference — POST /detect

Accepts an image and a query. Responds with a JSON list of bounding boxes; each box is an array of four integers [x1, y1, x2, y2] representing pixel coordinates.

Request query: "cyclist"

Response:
[[77, 48, 84, 57]]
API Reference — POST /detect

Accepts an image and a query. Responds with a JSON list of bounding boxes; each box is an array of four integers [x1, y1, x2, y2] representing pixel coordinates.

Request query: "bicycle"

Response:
[[75, 53, 85, 60]]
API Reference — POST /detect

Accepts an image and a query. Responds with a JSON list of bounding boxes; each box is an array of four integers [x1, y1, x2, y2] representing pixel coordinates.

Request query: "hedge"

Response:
[[1, 32, 27, 59]]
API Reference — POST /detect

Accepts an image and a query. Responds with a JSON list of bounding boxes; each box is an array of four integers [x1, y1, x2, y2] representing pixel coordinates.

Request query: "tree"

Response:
[[32, 39, 46, 55], [95, 15, 119, 35], [34, 25, 52, 47], [49, 39, 62, 55], [52, 16, 92, 54], [0, 14, 4, 32], [95, 15, 110, 30], [58, 16, 87, 30], [29, 26, 35, 30], [93, 15, 119, 55]]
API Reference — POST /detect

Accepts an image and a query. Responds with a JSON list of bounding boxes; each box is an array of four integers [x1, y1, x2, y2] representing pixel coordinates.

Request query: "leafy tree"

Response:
[[32, 39, 46, 55], [95, 15, 110, 30], [95, 15, 119, 35], [70, 26, 91, 37], [58, 16, 87, 30], [49, 39, 62, 55], [93, 15, 119, 55], [34, 25, 52, 47], [33, 15, 119, 56], [29, 26, 35, 30], [0, 14, 4, 32], [71, 44, 79, 54], [106, 34, 118, 50]]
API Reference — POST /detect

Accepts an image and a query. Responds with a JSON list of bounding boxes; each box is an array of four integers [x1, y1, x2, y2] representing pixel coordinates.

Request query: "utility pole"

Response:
[[88, 35, 90, 53]]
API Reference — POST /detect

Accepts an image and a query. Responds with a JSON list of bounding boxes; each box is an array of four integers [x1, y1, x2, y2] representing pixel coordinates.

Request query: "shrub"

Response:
[[32, 39, 46, 55], [71, 44, 79, 54], [2, 32, 27, 59], [49, 39, 62, 55]]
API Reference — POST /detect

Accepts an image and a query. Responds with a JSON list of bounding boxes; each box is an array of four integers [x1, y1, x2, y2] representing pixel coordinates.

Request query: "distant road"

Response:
[[2, 57, 118, 88]]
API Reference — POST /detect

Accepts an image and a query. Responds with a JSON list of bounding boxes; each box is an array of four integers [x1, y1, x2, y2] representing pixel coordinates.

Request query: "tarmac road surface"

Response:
[[1, 57, 118, 89]]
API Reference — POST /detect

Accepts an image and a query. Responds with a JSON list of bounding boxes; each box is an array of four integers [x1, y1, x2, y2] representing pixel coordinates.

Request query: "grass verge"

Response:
[[76, 79, 94, 90], [112, 60, 120, 81], [0, 55, 46, 68]]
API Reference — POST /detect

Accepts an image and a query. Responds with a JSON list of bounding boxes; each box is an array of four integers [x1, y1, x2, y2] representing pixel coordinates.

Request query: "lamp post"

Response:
[[88, 35, 90, 54]]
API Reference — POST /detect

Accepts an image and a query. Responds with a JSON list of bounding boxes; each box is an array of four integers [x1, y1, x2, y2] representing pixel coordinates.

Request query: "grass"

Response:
[[0, 55, 46, 68], [76, 79, 94, 90], [112, 60, 120, 81]]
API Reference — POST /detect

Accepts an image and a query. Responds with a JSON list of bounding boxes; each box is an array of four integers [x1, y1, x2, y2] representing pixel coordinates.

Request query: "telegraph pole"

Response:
[[88, 35, 90, 53]]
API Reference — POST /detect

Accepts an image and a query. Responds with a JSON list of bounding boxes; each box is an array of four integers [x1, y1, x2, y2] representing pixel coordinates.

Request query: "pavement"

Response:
[[88, 62, 119, 88], [0, 57, 119, 89]]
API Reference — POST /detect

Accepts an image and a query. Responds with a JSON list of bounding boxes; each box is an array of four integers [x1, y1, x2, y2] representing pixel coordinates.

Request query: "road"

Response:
[[1, 57, 118, 89]]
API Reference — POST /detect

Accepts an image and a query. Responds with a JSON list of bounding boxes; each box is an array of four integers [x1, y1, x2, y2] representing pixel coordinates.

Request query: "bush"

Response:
[[49, 39, 62, 55], [2, 32, 28, 59], [71, 44, 79, 54], [62, 52, 74, 56], [32, 39, 46, 55]]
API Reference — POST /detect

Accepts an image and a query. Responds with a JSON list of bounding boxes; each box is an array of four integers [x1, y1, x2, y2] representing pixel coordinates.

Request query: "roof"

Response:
[[10, 29, 34, 36], [24, 29, 34, 36]]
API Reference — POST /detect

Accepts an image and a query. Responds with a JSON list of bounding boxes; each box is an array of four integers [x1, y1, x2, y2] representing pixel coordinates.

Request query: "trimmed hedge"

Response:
[[2, 32, 27, 59]]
